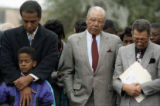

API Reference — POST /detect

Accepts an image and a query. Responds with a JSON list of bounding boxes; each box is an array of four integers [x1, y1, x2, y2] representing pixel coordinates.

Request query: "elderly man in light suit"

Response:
[[58, 6, 121, 106], [113, 19, 160, 106]]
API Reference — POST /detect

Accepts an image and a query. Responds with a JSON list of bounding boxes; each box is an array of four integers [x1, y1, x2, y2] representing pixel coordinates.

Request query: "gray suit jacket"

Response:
[[113, 41, 160, 106], [58, 30, 121, 106]]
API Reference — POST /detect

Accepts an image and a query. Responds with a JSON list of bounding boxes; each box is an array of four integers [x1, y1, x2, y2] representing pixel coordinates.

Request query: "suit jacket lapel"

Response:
[[127, 42, 153, 69], [78, 31, 93, 74], [16, 25, 46, 48], [127, 44, 136, 67], [32, 25, 46, 49], [141, 41, 153, 69], [16, 26, 30, 47], [95, 32, 110, 74]]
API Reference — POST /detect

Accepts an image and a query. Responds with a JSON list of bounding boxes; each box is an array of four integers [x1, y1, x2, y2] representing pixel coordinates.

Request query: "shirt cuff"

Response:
[[29, 73, 39, 81]]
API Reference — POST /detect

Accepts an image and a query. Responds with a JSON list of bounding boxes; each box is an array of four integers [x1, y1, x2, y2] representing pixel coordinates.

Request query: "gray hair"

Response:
[[132, 19, 151, 35], [87, 6, 106, 18]]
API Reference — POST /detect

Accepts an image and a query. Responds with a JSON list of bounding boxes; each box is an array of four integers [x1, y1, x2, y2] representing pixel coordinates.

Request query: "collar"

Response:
[[135, 47, 146, 53], [135, 47, 146, 58], [21, 72, 31, 76], [86, 30, 100, 38], [21, 72, 25, 76], [27, 27, 38, 39]]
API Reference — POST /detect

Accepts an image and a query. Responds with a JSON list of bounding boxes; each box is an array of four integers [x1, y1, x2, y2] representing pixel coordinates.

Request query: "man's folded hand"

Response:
[[14, 75, 34, 90], [122, 83, 142, 97]]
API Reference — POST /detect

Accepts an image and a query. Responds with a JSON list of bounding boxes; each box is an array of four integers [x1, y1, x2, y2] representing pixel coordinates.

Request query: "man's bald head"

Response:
[[87, 6, 106, 19]]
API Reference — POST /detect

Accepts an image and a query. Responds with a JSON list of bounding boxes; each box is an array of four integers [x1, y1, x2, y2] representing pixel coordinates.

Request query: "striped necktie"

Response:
[[136, 52, 141, 63]]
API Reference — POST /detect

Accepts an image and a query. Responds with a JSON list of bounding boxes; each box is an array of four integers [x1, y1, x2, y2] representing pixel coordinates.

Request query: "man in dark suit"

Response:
[[0, 30, 3, 84], [1, 1, 58, 105]]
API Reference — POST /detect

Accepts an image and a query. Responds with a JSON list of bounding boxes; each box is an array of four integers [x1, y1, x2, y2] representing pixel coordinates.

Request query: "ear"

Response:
[[73, 28, 76, 33], [32, 61, 37, 67]]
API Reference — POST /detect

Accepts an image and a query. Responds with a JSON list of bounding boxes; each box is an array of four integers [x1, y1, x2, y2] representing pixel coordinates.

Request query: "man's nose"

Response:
[[21, 61, 26, 66], [93, 21, 99, 26], [26, 22, 32, 28]]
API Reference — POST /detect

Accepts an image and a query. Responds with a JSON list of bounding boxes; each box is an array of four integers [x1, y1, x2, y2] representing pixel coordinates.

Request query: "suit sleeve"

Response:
[[58, 38, 74, 98], [112, 47, 124, 96], [1, 31, 21, 84], [31, 33, 59, 81], [141, 55, 160, 96]]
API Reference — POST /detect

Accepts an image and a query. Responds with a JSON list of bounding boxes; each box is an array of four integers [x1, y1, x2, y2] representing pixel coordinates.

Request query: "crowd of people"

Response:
[[0, 0, 160, 106]]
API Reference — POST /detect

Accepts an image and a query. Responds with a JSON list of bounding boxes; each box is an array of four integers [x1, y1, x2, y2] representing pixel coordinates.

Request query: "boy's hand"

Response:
[[20, 87, 37, 106], [14, 75, 34, 90]]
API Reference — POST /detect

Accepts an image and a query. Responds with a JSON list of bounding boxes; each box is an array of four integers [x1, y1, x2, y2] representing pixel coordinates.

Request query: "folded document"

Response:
[[119, 62, 152, 103]]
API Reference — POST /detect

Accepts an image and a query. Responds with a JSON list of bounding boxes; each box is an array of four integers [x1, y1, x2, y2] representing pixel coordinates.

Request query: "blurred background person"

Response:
[[103, 19, 118, 35], [150, 23, 160, 45], [0, 23, 15, 31], [74, 18, 86, 33], [44, 19, 68, 106], [44, 19, 65, 55], [120, 26, 133, 46]]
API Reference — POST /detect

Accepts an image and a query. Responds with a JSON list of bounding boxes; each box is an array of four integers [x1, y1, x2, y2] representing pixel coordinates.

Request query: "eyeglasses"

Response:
[[133, 37, 149, 42], [151, 32, 160, 37]]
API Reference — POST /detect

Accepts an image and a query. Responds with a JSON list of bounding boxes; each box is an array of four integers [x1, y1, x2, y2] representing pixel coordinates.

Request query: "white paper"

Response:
[[119, 62, 152, 103]]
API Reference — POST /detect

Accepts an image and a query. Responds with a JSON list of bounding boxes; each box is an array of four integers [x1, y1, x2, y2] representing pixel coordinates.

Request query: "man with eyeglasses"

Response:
[[150, 23, 160, 45], [113, 19, 160, 106]]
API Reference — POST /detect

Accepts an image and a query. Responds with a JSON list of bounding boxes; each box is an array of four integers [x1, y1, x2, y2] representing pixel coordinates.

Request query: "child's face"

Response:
[[18, 53, 36, 75]]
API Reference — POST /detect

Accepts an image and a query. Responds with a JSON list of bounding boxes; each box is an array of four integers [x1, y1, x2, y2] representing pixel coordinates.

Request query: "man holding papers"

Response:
[[113, 19, 160, 106]]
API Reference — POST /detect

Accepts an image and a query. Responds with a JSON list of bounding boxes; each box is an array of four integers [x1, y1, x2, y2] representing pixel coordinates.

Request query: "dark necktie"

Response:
[[92, 35, 99, 72]]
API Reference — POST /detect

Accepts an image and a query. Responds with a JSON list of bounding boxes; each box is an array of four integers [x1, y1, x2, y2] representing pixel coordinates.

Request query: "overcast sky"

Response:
[[0, 0, 45, 9]]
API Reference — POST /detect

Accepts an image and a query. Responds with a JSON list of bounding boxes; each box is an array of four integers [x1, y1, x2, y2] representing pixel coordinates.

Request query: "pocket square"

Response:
[[107, 49, 112, 53], [149, 58, 155, 64]]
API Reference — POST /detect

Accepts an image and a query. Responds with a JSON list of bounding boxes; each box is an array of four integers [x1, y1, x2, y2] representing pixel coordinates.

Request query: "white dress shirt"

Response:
[[26, 27, 39, 81], [27, 27, 38, 45], [86, 30, 100, 71]]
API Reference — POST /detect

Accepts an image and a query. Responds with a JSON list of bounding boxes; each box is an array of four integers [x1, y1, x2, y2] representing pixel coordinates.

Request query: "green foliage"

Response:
[[45, 0, 90, 35], [113, 0, 160, 25]]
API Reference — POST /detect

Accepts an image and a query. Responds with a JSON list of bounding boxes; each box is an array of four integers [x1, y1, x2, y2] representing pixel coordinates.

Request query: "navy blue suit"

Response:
[[1, 24, 59, 84], [0, 30, 3, 84]]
